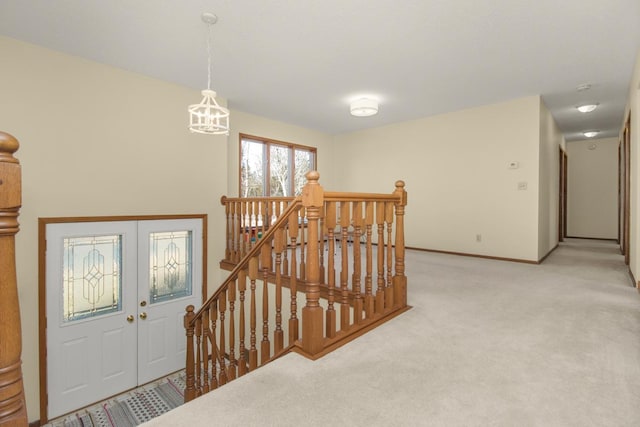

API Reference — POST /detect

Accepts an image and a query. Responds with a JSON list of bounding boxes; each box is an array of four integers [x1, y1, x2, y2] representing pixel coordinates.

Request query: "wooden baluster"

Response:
[[231, 202, 242, 263], [319, 204, 326, 282], [228, 200, 234, 262], [339, 201, 350, 330], [210, 303, 219, 390], [325, 201, 337, 338], [202, 308, 210, 394], [254, 200, 261, 242], [280, 202, 289, 273], [249, 256, 259, 370], [241, 201, 248, 259], [195, 317, 202, 396], [301, 171, 325, 355], [393, 181, 408, 306], [288, 209, 300, 344], [262, 200, 269, 238], [385, 202, 395, 309], [218, 291, 228, 385], [247, 200, 253, 248], [274, 227, 284, 353], [244, 201, 250, 253], [221, 196, 230, 262], [352, 201, 364, 324], [237, 201, 242, 261], [184, 305, 196, 402], [258, 201, 264, 241], [228, 279, 237, 380], [282, 232, 290, 274], [299, 206, 306, 280], [260, 245, 271, 364], [375, 202, 386, 314], [238, 270, 248, 376], [364, 202, 374, 318], [275, 199, 282, 223], [252, 201, 259, 247], [0, 132, 27, 424]]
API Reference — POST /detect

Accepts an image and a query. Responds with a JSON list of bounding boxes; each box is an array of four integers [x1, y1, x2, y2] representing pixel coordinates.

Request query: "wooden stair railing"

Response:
[[220, 195, 295, 269], [184, 171, 408, 402], [0, 132, 28, 425]]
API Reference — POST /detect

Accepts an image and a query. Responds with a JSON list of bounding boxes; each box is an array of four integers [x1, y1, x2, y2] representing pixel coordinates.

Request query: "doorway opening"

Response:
[[39, 215, 206, 422]]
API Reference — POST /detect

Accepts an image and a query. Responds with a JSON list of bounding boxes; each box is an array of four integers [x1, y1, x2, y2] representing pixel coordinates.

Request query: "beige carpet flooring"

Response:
[[143, 239, 640, 427]]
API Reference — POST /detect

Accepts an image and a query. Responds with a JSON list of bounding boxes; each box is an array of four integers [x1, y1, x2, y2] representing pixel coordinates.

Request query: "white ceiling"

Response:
[[1, 0, 639, 141]]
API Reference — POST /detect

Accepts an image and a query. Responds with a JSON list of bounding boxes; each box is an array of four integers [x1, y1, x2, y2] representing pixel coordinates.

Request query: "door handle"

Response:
[[126, 315, 134, 323], [139, 312, 147, 320]]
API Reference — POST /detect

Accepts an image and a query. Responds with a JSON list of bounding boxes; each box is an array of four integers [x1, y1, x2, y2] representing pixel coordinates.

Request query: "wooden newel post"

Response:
[[301, 171, 325, 355], [0, 132, 27, 426], [393, 180, 408, 306], [184, 305, 196, 403]]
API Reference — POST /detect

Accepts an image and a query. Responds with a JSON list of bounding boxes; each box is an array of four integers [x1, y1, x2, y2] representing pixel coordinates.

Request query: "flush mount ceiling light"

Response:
[[350, 98, 379, 117], [188, 12, 230, 135], [583, 130, 599, 138], [576, 104, 598, 113]]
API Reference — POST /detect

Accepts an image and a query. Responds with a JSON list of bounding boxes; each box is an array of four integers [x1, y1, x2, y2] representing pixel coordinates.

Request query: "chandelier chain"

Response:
[[206, 22, 212, 91]]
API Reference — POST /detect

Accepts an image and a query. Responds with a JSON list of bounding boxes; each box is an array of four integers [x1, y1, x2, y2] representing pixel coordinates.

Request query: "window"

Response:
[[240, 134, 317, 197]]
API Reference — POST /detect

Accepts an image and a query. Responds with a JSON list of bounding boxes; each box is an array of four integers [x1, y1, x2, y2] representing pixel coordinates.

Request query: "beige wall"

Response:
[[226, 110, 334, 196], [625, 50, 640, 283], [538, 99, 563, 258], [0, 33, 574, 422], [566, 138, 619, 239], [0, 36, 229, 422], [333, 96, 543, 261]]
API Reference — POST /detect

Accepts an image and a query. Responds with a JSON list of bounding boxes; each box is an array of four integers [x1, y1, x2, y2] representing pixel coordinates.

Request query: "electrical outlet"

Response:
[[518, 182, 528, 190], [476, 234, 482, 242]]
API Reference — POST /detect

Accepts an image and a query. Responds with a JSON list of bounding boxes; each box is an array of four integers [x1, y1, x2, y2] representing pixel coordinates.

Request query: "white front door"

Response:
[[46, 218, 202, 419], [136, 219, 202, 384]]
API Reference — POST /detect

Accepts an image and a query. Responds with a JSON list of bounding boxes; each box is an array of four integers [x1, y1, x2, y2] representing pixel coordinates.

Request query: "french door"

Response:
[[44, 218, 203, 419]]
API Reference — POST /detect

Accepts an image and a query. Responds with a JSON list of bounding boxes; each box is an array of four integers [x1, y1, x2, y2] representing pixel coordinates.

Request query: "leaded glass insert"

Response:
[[63, 235, 122, 322], [149, 231, 192, 304]]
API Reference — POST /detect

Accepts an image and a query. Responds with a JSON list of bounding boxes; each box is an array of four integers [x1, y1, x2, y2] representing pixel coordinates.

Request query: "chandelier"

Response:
[[188, 13, 230, 135]]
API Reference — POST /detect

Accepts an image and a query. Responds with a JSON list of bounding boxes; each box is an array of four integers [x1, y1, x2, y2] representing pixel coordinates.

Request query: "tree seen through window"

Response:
[[240, 135, 316, 197]]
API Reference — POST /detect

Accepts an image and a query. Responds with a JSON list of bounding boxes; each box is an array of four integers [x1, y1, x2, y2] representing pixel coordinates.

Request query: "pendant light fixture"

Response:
[[188, 12, 230, 135]]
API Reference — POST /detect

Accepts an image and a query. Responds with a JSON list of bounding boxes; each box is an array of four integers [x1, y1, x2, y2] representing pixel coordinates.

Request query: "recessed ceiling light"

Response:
[[577, 104, 598, 113], [350, 98, 379, 117], [576, 83, 592, 92], [583, 130, 599, 138]]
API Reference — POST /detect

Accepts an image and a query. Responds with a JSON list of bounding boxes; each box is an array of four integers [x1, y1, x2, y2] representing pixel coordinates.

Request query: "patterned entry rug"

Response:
[[46, 371, 186, 427]]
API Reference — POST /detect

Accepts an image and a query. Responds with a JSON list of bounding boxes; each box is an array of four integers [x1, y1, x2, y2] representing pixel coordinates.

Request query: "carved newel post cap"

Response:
[[305, 170, 320, 183], [394, 180, 407, 206], [0, 131, 20, 163]]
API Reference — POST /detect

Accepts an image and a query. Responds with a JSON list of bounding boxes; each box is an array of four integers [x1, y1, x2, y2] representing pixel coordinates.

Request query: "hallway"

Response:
[[141, 238, 640, 426]]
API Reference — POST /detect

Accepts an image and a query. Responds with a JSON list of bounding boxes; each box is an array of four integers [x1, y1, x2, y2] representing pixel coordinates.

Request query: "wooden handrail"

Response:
[[324, 192, 401, 202], [191, 198, 303, 322], [185, 172, 409, 402], [0, 132, 28, 425]]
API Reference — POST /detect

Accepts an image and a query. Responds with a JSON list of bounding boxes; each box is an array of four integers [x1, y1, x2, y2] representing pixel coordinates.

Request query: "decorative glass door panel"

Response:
[[149, 230, 193, 304], [62, 235, 123, 322]]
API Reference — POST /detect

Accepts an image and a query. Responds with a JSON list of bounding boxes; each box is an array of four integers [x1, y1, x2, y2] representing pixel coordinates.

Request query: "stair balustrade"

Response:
[[184, 172, 408, 402]]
